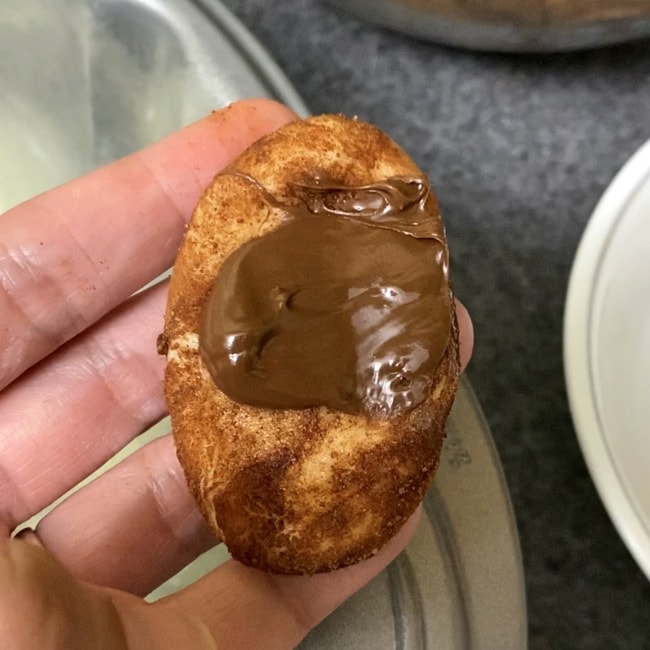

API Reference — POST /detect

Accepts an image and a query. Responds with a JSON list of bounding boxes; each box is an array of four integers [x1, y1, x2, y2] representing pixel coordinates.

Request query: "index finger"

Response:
[[0, 99, 297, 390]]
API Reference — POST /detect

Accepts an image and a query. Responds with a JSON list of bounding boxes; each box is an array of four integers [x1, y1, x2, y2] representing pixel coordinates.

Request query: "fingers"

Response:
[[0, 536, 127, 649], [8, 298, 473, 589], [3, 509, 420, 650], [0, 99, 297, 390], [2, 534, 209, 649], [1, 301, 472, 648], [0, 282, 168, 529], [455, 299, 474, 372], [34, 435, 216, 597]]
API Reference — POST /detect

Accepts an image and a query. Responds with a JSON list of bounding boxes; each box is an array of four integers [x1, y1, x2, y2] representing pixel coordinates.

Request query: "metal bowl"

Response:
[[0, 0, 306, 214], [327, 0, 650, 52], [1, 3, 527, 648]]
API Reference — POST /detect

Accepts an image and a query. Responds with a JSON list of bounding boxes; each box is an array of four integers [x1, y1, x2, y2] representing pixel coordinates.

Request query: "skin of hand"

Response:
[[0, 98, 474, 650]]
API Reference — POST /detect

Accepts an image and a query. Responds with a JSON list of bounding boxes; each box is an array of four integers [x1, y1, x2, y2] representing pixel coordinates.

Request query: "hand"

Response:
[[0, 99, 474, 649]]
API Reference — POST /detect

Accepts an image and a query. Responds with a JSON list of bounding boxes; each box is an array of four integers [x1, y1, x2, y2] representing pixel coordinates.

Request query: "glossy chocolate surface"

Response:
[[200, 173, 450, 418]]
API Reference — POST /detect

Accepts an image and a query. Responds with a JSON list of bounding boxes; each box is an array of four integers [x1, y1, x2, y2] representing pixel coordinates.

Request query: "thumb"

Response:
[[0, 533, 126, 649], [0, 535, 213, 650]]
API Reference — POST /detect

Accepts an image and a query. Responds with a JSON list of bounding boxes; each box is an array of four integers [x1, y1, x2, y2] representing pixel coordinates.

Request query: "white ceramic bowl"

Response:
[[565, 137, 650, 580], [0, 0, 305, 213]]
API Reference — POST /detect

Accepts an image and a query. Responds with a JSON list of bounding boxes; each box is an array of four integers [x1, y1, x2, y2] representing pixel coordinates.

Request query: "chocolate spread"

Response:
[[199, 172, 451, 419]]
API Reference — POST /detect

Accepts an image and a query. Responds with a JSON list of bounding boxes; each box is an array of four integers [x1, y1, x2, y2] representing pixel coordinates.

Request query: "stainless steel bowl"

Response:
[[0, 0, 306, 214], [327, 0, 650, 52]]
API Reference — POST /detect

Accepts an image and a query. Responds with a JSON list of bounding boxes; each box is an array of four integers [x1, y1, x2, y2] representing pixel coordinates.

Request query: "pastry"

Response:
[[159, 114, 460, 574]]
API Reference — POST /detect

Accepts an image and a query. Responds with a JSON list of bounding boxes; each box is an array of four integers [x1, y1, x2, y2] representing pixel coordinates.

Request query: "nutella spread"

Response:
[[199, 172, 450, 419]]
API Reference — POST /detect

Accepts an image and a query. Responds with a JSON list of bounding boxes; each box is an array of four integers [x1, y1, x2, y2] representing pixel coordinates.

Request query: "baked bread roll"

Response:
[[159, 114, 460, 574]]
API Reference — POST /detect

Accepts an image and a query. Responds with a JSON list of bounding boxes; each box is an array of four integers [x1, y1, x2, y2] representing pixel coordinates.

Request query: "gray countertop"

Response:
[[220, 1, 650, 648]]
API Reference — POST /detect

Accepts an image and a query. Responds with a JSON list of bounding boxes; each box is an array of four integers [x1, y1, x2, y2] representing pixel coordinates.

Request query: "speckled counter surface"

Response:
[[219, 2, 650, 648]]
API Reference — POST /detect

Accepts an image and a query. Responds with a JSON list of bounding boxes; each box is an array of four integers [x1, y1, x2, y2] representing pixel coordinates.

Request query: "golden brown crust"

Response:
[[162, 114, 460, 574]]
